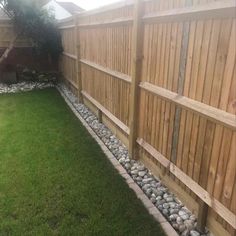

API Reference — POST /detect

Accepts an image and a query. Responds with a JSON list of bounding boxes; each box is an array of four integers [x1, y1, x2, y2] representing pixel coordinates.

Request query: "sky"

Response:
[[57, 0, 122, 10]]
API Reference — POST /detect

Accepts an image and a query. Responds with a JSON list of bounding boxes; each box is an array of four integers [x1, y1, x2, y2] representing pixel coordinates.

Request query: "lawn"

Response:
[[0, 89, 165, 235]]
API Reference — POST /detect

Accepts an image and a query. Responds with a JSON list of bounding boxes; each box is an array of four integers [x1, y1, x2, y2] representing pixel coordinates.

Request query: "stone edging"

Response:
[[57, 87, 179, 236]]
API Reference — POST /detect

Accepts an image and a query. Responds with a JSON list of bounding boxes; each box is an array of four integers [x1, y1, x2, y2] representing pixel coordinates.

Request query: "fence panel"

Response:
[[59, 1, 236, 235], [59, 17, 78, 92], [0, 19, 31, 48]]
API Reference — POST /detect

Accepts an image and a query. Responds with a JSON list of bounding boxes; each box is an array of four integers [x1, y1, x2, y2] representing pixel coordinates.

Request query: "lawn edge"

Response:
[[57, 87, 178, 236]]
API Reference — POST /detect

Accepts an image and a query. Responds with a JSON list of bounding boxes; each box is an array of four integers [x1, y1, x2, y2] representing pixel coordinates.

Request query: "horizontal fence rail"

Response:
[[140, 82, 236, 130], [78, 17, 133, 28], [80, 59, 132, 83], [58, 1, 236, 235], [143, 0, 236, 22]]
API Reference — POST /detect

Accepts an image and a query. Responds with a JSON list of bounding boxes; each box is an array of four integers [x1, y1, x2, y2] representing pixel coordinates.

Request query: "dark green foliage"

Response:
[[19, 67, 58, 82], [0, 89, 166, 235], [0, 0, 63, 61]]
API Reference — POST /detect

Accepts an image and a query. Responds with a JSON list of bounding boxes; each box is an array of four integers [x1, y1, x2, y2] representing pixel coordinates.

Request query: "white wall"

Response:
[[43, 0, 71, 20]]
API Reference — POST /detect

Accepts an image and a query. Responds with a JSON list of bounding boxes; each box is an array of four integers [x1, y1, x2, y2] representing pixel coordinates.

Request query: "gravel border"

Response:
[[0, 82, 54, 94]]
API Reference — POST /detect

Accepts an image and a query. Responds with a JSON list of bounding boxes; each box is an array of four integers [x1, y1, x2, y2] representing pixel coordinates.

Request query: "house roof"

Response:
[[56, 2, 84, 14]]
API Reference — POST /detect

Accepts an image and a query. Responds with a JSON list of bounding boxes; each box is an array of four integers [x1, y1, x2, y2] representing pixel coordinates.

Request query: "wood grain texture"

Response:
[[58, 1, 236, 234]]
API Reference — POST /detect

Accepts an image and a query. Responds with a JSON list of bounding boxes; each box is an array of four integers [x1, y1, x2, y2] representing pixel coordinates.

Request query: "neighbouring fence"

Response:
[[0, 18, 55, 75], [0, 18, 33, 74], [0, 19, 31, 48], [58, 1, 236, 235]]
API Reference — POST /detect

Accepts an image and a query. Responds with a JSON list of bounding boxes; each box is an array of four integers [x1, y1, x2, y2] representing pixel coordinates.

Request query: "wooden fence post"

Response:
[[171, 0, 192, 164], [170, 20, 190, 165], [197, 201, 209, 233], [169, 0, 209, 231], [74, 15, 83, 103], [98, 109, 102, 123], [128, 0, 144, 159]]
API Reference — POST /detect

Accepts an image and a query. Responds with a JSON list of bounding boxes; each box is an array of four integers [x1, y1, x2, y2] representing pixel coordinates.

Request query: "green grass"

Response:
[[0, 89, 165, 236]]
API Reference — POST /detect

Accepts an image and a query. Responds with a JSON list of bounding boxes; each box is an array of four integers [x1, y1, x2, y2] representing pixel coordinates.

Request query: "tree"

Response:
[[0, 0, 63, 65]]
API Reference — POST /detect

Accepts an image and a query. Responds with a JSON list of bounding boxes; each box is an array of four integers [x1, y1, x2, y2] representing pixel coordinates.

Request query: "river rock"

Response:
[[169, 214, 178, 221], [176, 216, 183, 225], [137, 165, 145, 171], [138, 171, 146, 177], [190, 230, 200, 236], [179, 210, 189, 220], [131, 170, 138, 175]]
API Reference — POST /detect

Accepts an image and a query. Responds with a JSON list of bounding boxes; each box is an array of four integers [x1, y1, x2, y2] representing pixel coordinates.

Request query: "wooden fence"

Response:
[[0, 19, 31, 48], [58, 1, 236, 235]]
